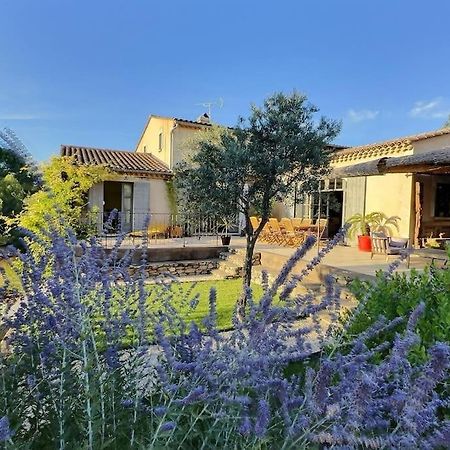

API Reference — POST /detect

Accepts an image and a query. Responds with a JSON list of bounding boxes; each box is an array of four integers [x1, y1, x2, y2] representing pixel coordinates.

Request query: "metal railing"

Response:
[[83, 210, 241, 247]]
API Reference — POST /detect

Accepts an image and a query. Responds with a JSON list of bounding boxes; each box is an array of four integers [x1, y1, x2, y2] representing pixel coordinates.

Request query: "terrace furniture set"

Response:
[[370, 232, 409, 262], [250, 216, 328, 247], [127, 224, 184, 245]]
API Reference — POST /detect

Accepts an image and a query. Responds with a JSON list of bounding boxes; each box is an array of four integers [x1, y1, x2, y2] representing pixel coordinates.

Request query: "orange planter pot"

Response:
[[358, 235, 372, 252]]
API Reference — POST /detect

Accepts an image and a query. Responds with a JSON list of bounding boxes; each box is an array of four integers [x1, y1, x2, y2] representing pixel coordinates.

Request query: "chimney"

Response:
[[196, 113, 211, 124]]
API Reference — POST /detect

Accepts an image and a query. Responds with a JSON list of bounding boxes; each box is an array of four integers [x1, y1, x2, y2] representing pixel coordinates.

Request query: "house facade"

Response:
[[61, 145, 172, 233], [64, 111, 450, 245], [299, 129, 450, 245], [61, 113, 218, 234], [276, 128, 450, 244], [135, 113, 213, 170]]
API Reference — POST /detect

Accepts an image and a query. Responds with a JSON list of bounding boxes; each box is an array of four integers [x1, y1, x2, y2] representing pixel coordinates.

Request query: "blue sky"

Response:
[[1, 0, 450, 161]]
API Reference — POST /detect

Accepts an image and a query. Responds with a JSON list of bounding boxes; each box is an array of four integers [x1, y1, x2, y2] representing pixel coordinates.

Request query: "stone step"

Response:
[[212, 249, 262, 281], [257, 250, 360, 288]]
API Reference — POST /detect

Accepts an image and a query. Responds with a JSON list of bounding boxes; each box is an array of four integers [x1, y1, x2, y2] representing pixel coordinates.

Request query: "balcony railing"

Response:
[[83, 210, 241, 247]]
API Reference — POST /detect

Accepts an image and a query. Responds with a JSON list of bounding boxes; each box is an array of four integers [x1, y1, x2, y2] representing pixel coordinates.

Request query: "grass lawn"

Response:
[[1, 260, 270, 334], [146, 279, 267, 331]]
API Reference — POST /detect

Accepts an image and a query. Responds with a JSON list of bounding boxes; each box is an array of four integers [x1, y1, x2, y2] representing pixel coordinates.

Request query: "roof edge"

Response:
[[333, 127, 450, 160]]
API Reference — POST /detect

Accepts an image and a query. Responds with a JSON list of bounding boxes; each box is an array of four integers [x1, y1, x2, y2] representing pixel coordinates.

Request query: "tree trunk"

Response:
[[243, 233, 256, 287], [236, 215, 266, 319]]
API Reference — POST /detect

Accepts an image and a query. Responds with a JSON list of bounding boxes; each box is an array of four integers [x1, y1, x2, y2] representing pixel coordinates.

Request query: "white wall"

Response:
[[364, 173, 413, 238]]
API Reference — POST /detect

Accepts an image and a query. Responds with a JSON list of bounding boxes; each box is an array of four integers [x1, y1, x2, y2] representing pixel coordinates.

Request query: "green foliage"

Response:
[[18, 156, 111, 238], [347, 262, 450, 361], [346, 211, 400, 238], [176, 125, 235, 220], [176, 92, 340, 291], [0, 134, 40, 246], [165, 179, 178, 216]]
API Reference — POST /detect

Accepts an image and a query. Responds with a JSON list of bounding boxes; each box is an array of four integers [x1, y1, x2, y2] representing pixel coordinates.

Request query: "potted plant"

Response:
[[369, 212, 401, 237], [219, 215, 234, 246], [346, 212, 400, 252]]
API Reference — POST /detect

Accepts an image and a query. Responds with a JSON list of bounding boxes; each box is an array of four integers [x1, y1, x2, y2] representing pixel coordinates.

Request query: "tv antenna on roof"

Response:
[[195, 98, 223, 119]]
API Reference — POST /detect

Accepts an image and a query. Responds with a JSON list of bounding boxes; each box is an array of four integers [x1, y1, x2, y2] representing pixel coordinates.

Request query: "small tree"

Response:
[[176, 92, 340, 312], [0, 128, 41, 245], [18, 156, 111, 238]]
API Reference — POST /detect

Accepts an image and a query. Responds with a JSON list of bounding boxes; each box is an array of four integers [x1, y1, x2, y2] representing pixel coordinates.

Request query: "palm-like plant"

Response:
[[369, 212, 401, 236], [346, 212, 400, 239]]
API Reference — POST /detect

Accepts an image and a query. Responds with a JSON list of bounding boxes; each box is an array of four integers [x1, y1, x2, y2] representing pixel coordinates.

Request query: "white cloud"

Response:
[[409, 98, 450, 119], [347, 109, 380, 123]]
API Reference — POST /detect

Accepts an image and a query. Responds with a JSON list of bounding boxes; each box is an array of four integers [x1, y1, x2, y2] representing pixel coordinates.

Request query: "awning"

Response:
[[331, 148, 450, 178]]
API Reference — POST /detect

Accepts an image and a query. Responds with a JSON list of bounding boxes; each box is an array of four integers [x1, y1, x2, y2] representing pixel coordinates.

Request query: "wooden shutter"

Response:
[[343, 177, 366, 243], [133, 181, 150, 231], [88, 182, 104, 234]]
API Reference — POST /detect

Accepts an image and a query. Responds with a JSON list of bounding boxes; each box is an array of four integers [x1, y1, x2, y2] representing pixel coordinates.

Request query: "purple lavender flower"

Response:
[[105, 345, 120, 370], [2, 218, 448, 448], [254, 399, 270, 437], [180, 385, 206, 405], [239, 416, 252, 436], [121, 399, 133, 408], [0, 416, 11, 442], [160, 421, 176, 432], [153, 406, 167, 417], [26, 374, 37, 389]]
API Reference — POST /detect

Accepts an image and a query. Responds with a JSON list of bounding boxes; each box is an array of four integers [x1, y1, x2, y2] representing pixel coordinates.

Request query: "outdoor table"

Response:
[[412, 248, 448, 266]]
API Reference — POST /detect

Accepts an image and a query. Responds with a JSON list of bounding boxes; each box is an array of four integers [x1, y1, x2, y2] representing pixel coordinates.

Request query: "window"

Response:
[[143, 145, 147, 153], [320, 178, 344, 192], [158, 132, 163, 151], [434, 183, 450, 217]]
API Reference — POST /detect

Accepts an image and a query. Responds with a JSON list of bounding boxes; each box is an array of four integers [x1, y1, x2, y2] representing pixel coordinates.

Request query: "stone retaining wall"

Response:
[[128, 260, 220, 278]]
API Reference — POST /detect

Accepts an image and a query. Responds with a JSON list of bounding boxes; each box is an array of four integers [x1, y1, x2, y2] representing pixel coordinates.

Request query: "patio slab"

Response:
[[225, 237, 428, 281], [97, 234, 432, 281]]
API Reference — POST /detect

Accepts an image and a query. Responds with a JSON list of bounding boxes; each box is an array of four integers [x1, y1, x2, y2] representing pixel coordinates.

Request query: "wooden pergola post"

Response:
[[414, 180, 422, 249]]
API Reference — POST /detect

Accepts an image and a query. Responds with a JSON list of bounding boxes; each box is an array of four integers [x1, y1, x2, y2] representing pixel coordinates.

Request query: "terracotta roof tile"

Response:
[[333, 128, 450, 163], [174, 117, 212, 127], [60, 145, 172, 178]]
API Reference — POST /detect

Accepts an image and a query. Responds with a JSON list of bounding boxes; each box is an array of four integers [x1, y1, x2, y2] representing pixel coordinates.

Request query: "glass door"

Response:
[[121, 183, 133, 232]]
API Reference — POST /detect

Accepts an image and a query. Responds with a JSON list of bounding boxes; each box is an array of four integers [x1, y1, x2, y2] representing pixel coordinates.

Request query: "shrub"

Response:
[[18, 156, 111, 239], [0, 227, 448, 449], [347, 260, 450, 362]]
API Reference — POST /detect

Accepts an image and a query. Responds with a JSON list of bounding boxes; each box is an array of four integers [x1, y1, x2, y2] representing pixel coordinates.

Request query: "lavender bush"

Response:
[[0, 226, 448, 449]]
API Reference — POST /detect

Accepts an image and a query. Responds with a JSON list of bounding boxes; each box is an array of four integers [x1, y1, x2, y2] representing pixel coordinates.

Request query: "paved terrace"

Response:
[[103, 234, 433, 282]]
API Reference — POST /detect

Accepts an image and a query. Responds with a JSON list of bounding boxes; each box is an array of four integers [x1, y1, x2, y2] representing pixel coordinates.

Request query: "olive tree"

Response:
[[176, 92, 340, 312]]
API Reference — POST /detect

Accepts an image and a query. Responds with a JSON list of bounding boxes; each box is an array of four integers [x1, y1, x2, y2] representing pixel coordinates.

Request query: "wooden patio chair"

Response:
[[250, 216, 271, 242], [260, 222, 273, 243], [371, 232, 409, 262], [268, 218, 289, 245], [316, 219, 328, 237], [280, 218, 306, 246], [294, 218, 313, 232], [291, 217, 303, 230], [148, 223, 168, 241], [307, 219, 328, 246], [250, 216, 260, 232], [167, 225, 183, 238]]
